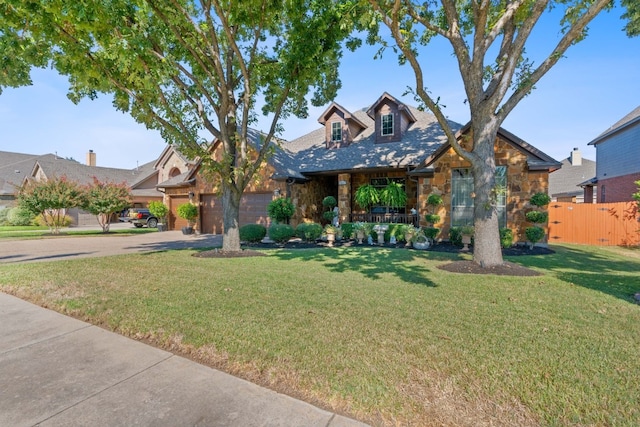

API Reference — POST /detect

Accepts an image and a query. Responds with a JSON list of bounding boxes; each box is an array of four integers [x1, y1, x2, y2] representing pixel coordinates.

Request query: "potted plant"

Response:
[[525, 192, 551, 249], [324, 224, 338, 247], [176, 202, 198, 235], [267, 197, 295, 224], [354, 184, 380, 213], [322, 196, 338, 224], [403, 224, 418, 247], [459, 225, 474, 252], [148, 201, 169, 232], [353, 221, 366, 244], [412, 228, 431, 250]]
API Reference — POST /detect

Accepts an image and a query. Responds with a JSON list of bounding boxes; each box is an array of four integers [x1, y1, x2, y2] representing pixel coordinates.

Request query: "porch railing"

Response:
[[349, 213, 419, 227]]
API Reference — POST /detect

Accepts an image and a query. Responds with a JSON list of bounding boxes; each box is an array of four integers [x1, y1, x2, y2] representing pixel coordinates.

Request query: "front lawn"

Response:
[[0, 225, 155, 239], [1, 244, 638, 426]]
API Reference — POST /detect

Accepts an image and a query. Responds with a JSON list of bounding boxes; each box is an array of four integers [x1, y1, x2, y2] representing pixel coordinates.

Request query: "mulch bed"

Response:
[[194, 239, 551, 276]]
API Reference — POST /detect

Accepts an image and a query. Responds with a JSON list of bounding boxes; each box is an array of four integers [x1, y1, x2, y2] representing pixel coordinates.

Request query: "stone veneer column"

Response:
[[337, 173, 351, 223]]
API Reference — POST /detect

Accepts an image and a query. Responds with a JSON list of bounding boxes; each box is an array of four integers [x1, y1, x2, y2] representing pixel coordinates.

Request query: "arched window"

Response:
[[169, 167, 181, 178]]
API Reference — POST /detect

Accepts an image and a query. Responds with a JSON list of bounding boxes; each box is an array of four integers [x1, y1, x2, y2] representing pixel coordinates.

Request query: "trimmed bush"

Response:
[[176, 203, 198, 223], [449, 226, 462, 246], [148, 201, 169, 223], [267, 197, 295, 224], [500, 227, 514, 248], [423, 227, 440, 240], [525, 210, 548, 224], [7, 206, 36, 226], [322, 196, 337, 209], [239, 224, 266, 243], [530, 192, 551, 207], [0, 208, 9, 226], [525, 226, 545, 246], [269, 223, 295, 243], [295, 222, 323, 241], [340, 222, 354, 239], [424, 213, 440, 225]]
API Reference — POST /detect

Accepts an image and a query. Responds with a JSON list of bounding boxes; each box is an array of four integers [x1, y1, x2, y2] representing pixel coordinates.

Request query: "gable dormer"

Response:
[[366, 92, 417, 143], [318, 102, 367, 149]]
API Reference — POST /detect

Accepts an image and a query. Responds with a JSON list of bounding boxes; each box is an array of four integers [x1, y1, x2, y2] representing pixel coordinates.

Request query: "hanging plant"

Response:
[[380, 180, 407, 210], [354, 184, 380, 212]]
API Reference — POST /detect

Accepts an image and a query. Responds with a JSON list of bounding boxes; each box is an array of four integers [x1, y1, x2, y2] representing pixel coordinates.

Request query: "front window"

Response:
[[331, 122, 342, 142], [451, 167, 507, 228], [381, 113, 394, 136]]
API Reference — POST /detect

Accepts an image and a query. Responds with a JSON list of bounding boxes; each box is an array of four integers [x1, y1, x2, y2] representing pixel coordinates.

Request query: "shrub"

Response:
[[525, 226, 545, 246], [423, 227, 440, 240], [449, 226, 462, 246], [340, 222, 354, 239], [322, 196, 337, 209], [295, 222, 322, 241], [500, 228, 513, 248], [35, 212, 73, 228], [148, 201, 169, 223], [239, 224, 266, 243], [525, 210, 548, 224], [269, 223, 294, 243], [323, 210, 337, 222], [7, 206, 36, 226], [424, 213, 440, 225], [0, 208, 9, 225], [267, 197, 295, 224], [176, 203, 198, 222], [530, 192, 551, 207], [426, 194, 443, 206]]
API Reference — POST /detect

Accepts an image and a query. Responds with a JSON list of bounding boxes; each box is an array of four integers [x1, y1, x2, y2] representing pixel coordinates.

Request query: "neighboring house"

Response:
[[585, 105, 640, 203], [549, 148, 596, 203], [0, 151, 51, 209], [163, 92, 561, 243]]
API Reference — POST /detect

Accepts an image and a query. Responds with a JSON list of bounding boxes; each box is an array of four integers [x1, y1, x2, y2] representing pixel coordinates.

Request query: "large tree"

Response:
[[362, 0, 630, 267], [1, 0, 351, 251]]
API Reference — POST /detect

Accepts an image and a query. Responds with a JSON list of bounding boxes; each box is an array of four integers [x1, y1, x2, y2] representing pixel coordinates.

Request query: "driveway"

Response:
[[0, 227, 222, 264]]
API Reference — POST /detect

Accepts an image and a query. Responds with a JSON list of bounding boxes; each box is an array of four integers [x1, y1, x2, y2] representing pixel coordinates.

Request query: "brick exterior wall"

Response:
[[598, 172, 640, 203]]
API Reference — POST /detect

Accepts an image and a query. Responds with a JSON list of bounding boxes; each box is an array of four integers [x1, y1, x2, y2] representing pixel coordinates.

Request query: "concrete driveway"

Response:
[[0, 226, 222, 264]]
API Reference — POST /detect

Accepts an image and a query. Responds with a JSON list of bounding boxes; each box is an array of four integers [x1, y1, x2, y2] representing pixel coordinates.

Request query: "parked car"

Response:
[[127, 208, 158, 228]]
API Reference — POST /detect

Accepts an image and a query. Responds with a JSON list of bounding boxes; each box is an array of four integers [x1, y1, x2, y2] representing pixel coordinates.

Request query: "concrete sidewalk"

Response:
[[0, 293, 368, 427]]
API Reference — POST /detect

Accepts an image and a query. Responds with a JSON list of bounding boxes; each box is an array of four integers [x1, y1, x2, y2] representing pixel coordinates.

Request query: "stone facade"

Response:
[[419, 135, 549, 243]]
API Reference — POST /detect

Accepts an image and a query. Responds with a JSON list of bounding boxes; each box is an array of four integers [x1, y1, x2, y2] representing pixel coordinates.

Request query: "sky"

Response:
[[1, 5, 638, 170]]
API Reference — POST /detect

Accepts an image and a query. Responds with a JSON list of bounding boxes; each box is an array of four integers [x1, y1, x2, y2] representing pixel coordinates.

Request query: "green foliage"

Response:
[[426, 194, 443, 206], [267, 198, 295, 224], [380, 180, 407, 209], [500, 228, 514, 249], [5, 206, 35, 226], [525, 226, 545, 245], [0, 0, 354, 251], [0, 208, 9, 226], [323, 210, 337, 222], [424, 213, 440, 225], [530, 192, 551, 207], [269, 223, 295, 243], [295, 222, 323, 241], [354, 184, 380, 212], [449, 227, 462, 246], [633, 180, 640, 206], [340, 222, 354, 239], [622, 0, 640, 37], [239, 224, 267, 243], [176, 203, 198, 223], [526, 210, 548, 224], [423, 227, 440, 240], [322, 196, 337, 209], [148, 201, 169, 223], [80, 178, 132, 232]]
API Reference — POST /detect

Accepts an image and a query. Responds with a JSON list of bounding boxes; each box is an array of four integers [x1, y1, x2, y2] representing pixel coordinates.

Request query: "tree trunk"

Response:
[[221, 184, 242, 252], [470, 122, 504, 267]]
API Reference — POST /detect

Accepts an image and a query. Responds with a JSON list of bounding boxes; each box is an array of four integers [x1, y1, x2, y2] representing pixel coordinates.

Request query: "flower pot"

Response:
[[404, 233, 414, 247], [356, 230, 365, 244], [461, 234, 472, 252], [157, 223, 165, 232], [327, 232, 336, 247], [413, 240, 430, 250], [181, 226, 194, 235]]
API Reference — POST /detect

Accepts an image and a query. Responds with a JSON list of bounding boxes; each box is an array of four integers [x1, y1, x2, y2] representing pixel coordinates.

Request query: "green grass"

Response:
[[1, 244, 639, 425], [0, 225, 155, 239]]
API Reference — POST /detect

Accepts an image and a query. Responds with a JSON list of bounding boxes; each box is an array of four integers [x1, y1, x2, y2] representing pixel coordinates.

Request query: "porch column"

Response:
[[337, 173, 351, 223]]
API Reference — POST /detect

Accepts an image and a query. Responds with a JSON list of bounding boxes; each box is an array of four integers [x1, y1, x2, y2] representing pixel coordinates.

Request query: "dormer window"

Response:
[[331, 122, 342, 142], [381, 113, 394, 136]]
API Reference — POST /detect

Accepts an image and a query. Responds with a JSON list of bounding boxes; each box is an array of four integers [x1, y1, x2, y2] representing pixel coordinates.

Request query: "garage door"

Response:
[[169, 196, 191, 230], [201, 192, 272, 234]]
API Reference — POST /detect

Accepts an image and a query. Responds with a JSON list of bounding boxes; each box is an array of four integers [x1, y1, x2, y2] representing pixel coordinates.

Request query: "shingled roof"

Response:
[[277, 106, 461, 177], [588, 105, 640, 146]]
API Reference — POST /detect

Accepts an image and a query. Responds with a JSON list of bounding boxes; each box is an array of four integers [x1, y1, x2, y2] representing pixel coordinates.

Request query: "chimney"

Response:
[[570, 147, 582, 166], [86, 150, 96, 166]]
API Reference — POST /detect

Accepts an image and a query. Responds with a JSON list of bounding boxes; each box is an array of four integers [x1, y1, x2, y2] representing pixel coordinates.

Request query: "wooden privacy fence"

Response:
[[548, 202, 640, 246]]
